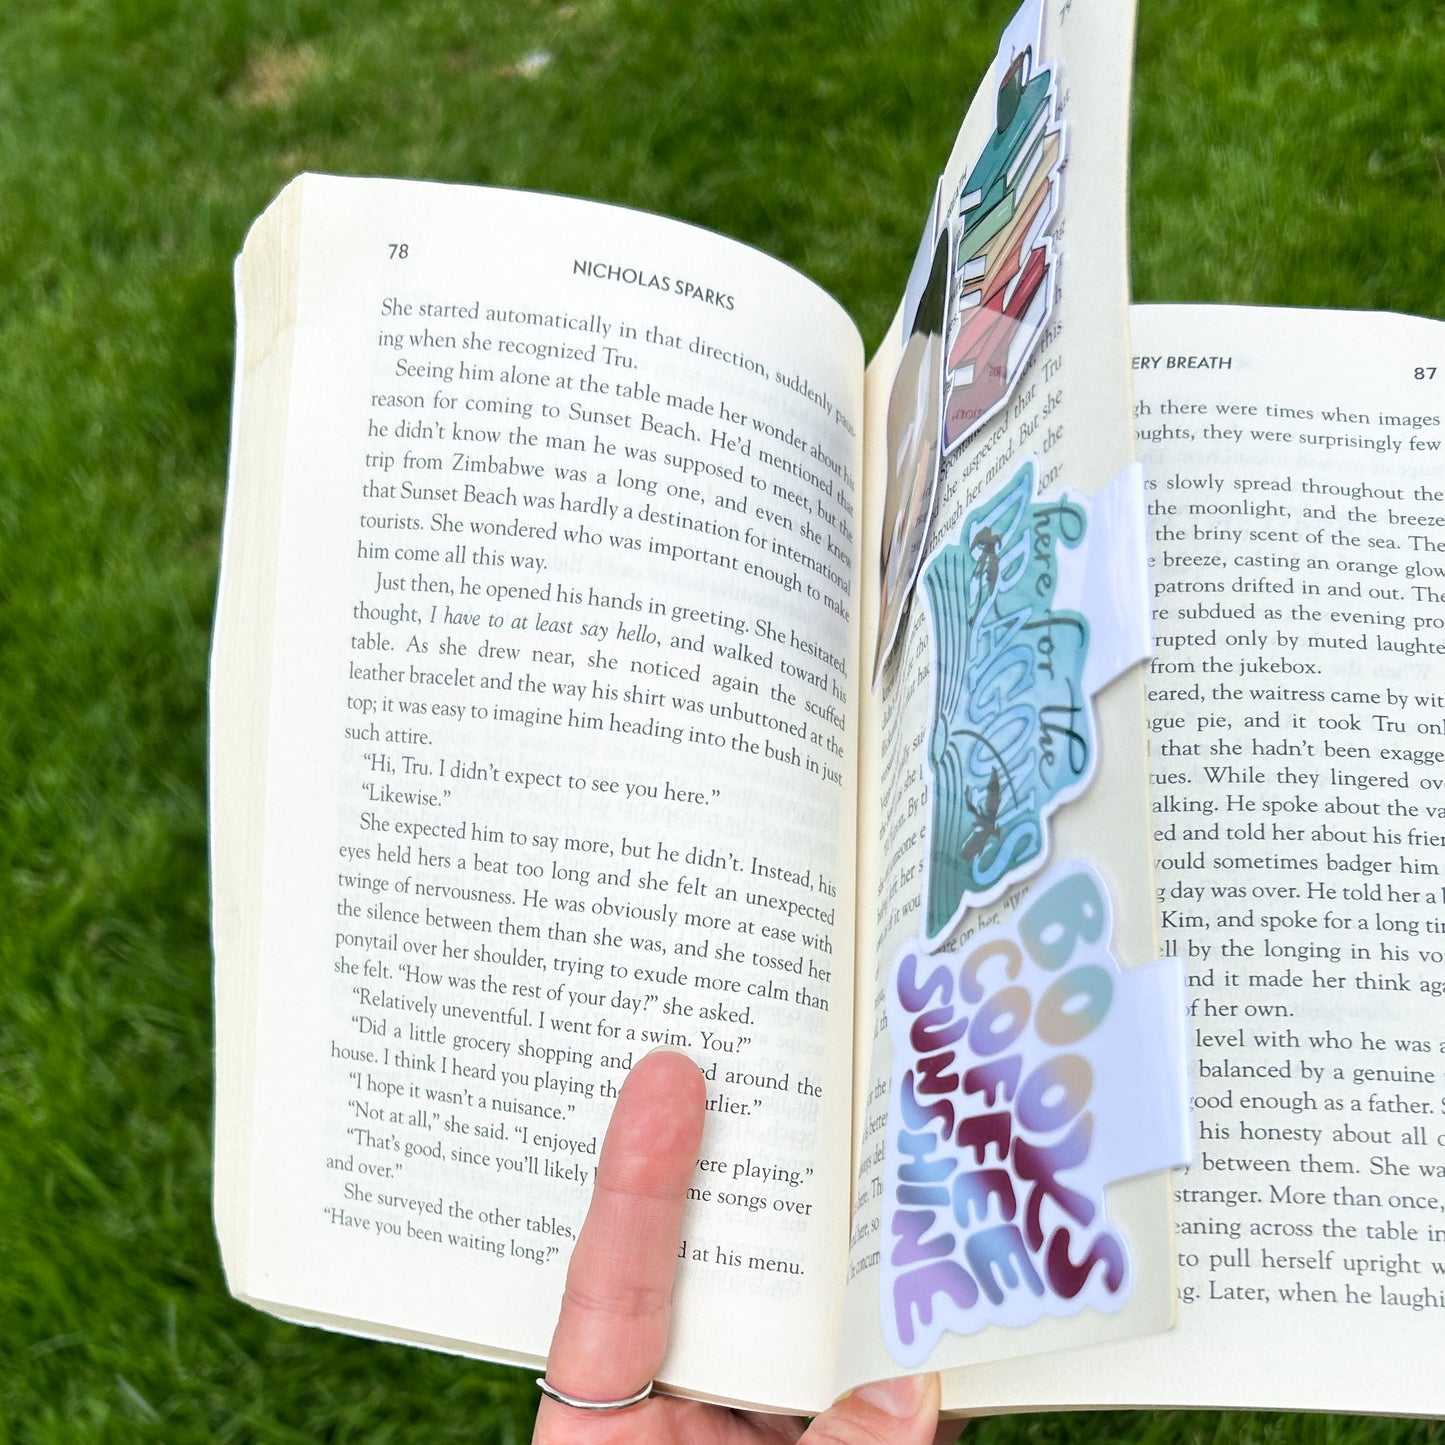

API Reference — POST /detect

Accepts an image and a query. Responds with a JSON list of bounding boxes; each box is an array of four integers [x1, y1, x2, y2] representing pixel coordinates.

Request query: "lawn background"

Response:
[[1, 0, 1441, 1440]]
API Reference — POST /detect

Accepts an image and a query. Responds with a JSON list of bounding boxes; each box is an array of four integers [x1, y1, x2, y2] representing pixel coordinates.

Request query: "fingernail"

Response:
[[854, 1374, 926, 1418]]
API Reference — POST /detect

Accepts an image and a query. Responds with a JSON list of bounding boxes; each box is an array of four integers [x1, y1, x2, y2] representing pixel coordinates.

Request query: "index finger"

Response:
[[536, 1049, 706, 1434]]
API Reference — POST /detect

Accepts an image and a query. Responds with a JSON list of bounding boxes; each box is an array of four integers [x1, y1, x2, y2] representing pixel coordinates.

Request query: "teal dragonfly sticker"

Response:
[[919, 455, 1151, 945], [921, 458, 1087, 941]]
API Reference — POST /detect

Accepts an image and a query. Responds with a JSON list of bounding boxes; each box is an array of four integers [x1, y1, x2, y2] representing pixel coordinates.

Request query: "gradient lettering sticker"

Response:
[[880, 860, 1190, 1367]]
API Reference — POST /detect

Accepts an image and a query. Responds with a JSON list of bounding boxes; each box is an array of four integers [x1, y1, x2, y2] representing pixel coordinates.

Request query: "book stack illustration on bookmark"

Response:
[[942, 23, 1063, 454]]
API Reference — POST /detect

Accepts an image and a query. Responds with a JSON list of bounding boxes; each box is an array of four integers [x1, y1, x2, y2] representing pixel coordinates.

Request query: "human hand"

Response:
[[532, 1049, 960, 1444]]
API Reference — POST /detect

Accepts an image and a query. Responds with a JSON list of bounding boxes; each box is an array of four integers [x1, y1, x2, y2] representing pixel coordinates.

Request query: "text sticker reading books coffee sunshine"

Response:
[[880, 861, 1191, 1367]]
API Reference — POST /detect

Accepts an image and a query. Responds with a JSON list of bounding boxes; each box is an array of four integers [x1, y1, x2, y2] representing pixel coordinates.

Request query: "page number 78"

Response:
[[1415, 365, 1436, 379], [388, 242, 409, 260]]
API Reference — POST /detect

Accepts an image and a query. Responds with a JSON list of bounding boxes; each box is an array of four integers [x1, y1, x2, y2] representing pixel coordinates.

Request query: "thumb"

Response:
[[802, 1373, 942, 1445]]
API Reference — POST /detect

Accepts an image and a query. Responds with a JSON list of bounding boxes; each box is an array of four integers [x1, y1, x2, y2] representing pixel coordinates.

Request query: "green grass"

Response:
[[1, 0, 1441, 1439]]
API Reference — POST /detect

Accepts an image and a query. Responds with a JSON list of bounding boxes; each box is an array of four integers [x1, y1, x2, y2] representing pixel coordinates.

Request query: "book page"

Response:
[[215, 175, 865, 1412], [840, 0, 1174, 1396], [940, 305, 1445, 1415]]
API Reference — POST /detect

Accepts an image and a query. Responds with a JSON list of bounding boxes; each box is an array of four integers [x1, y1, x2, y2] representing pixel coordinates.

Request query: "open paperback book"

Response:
[[212, 0, 1445, 1418]]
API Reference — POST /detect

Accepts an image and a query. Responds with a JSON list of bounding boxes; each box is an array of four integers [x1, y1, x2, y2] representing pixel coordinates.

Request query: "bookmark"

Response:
[[879, 860, 1192, 1368], [917, 456, 1151, 947]]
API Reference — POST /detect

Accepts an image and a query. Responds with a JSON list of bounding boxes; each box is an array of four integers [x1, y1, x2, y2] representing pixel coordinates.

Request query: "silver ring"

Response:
[[536, 1377, 654, 1412]]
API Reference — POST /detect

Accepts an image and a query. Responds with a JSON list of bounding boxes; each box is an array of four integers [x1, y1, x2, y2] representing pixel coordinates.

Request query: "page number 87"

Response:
[[388, 242, 409, 260], [1415, 365, 1436, 379]]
